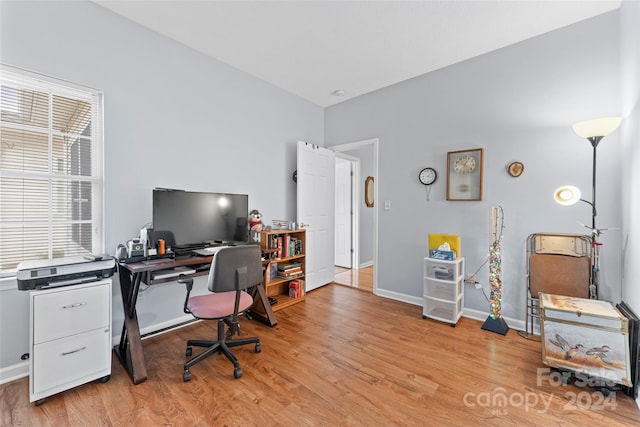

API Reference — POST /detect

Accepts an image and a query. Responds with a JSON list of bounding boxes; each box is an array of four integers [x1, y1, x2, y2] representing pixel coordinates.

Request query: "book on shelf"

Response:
[[284, 234, 290, 257], [278, 261, 302, 270], [279, 268, 301, 273], [277, 236, 284, 258], [289, 279, 303, 298], [288, 237, 303, 256], [269, 262, 278, 281], [277, 270, 303, 279]]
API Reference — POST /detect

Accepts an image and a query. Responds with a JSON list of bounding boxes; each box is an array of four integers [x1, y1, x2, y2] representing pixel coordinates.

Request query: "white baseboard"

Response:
[[374, 288, 422, 306], [110, 314, 198, 348], [374, 288, 527, 332], [139, 314, 197, 338], [0, 361, 28, 385], [462, 307, 526, 332]]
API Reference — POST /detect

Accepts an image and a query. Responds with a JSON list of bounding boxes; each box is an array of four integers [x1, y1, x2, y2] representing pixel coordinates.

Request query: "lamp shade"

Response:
[[554, 185, 581, 205], [572, 117, 622, 139]]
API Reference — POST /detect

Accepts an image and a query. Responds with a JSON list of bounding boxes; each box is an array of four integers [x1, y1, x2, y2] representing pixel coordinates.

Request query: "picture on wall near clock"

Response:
[[507, 161, 524, 178], [446, 148, 483, 201]]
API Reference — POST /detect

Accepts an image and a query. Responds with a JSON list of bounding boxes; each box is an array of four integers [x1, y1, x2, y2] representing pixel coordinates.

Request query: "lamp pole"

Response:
[[587, 136, 602, 299], [560, 116, 621, 300], [587, 136, 602, 233]]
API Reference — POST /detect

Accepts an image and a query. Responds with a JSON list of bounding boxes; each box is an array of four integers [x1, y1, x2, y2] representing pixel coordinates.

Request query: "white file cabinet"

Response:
[[423, 257, 464, 326], [29, 279, 112, 403]]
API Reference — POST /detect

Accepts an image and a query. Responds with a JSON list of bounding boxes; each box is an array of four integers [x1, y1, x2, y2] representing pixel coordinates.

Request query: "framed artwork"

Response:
[[507, 161, 524, 178], [365, 176, 374, 207], [446, 148, 483, 201]]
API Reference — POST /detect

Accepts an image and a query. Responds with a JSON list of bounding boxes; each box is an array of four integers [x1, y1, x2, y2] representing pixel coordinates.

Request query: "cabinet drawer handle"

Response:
[[61, 302, 87, 309], [61, 346, 87, 356]]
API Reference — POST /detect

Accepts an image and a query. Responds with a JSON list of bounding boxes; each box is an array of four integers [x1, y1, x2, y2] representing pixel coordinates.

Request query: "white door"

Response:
[[297, 141, 335, 292], [335, 158, 352, 268]]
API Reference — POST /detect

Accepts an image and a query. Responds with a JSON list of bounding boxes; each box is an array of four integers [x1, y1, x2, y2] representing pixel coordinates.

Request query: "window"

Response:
[[0, 65, 104, 277]]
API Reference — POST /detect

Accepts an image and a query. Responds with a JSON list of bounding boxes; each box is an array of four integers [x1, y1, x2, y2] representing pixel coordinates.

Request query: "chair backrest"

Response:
[[207, 245, 262, 293], [529, 253, 590, 298], [527, 233, 591, 299]]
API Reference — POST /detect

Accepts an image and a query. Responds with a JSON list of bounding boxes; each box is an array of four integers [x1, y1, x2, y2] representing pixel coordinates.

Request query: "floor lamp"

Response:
[[553, 116, 622, 299]]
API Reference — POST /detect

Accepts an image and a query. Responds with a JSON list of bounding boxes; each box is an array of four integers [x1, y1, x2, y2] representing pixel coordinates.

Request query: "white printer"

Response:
[[17, 255, 116, 291]]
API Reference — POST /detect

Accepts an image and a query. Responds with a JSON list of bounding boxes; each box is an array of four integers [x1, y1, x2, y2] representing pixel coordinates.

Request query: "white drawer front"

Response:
[[424, 278, 461, 300], [32, 328, 111, 395], [424, 258, 463, 281], [423, 297, 462, 323], [33, 283, 110, 344]]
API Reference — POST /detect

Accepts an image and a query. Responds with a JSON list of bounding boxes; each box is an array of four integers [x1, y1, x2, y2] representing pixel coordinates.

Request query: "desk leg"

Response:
[[248, 284, 278, 327], [115, 265, 148, 384], [113, 312, 148, 384]]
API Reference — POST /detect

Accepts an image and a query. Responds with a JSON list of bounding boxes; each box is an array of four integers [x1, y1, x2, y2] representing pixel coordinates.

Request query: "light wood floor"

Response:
[[2, 284, 639, 426], [334, 265, 373, 292]]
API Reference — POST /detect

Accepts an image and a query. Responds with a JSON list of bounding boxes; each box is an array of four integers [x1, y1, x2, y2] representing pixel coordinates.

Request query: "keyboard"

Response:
[[192, 246, 227, 257]]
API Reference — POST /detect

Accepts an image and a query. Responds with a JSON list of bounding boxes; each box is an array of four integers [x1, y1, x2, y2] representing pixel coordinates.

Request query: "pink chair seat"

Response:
[[187, 291, 253, 320]]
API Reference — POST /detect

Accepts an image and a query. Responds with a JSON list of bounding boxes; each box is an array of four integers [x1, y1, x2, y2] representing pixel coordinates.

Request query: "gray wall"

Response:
[[620, 0, 640, 333], [0, 0, 322, 374], [325, 11, 623, 321]]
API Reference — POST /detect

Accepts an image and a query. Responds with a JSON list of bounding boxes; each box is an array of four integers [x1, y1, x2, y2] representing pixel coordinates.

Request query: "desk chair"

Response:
[[178, 245, 262, 381]]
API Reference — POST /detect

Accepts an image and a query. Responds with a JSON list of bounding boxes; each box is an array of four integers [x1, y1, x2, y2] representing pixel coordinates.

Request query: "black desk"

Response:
[[115, 255, 276, 384]]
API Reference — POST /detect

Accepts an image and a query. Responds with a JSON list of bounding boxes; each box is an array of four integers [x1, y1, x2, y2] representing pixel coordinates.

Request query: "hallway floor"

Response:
[[334, 265, 373, 292]]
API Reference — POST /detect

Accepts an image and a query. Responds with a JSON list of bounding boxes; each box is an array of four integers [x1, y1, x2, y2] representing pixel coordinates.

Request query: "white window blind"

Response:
[[0, 65, 104, 277]]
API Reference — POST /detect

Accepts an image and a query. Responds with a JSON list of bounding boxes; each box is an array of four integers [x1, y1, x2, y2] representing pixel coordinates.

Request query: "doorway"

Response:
[[330, 138, 378, 294], [334, 154, 357, 269]]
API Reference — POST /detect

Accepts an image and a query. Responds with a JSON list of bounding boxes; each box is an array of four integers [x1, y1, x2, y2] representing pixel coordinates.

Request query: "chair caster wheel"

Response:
[[186, 347, 192, 357], [183, 370, 191, 382], [255, 343, 261, 353], [234, 367, 243, 379]]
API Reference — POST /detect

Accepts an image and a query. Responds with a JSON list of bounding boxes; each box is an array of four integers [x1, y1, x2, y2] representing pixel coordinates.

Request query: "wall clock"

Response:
[[419, 167, 437, 201], [419, 167, 437, 185], [507, 161, 524, 178], [446, 148, 483, 201]]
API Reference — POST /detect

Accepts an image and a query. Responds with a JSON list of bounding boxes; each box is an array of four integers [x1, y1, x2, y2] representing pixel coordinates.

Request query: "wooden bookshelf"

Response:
[[256, 229, 306, 312]]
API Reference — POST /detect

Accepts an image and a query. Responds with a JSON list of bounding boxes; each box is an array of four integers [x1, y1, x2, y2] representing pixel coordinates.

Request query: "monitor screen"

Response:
[[152, 189, 249, 248]]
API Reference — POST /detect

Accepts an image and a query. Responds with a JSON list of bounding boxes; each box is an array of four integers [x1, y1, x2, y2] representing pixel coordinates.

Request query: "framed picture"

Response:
[[365, 176, 374, 207], [446, 148, 483, 201]]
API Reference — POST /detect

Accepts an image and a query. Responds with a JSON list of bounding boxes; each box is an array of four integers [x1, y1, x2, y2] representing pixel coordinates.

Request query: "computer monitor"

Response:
[[152, 189, 249, 249]]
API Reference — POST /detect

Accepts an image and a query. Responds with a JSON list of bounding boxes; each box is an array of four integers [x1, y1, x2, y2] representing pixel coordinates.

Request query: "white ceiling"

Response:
[[95, 1, 621, 107]]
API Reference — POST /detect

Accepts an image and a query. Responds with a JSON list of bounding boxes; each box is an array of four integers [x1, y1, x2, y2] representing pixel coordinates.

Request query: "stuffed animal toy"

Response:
[[248, 209, 263, 242], [248, 209, 263, 231]]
